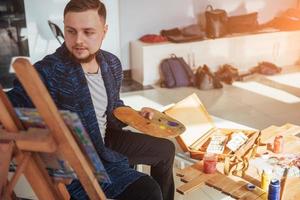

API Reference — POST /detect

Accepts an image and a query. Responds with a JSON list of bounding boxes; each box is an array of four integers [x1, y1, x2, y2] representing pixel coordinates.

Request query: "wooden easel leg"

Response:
[[55, 182, 71, 200], [7, 148, 63, 200], [0, 142, 13, 197], [5, 152, 31, 196]]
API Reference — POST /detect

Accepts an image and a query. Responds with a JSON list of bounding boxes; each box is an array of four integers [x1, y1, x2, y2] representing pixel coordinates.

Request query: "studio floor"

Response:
[[9, 66, 300, 200], [120, 68, 300, 200]]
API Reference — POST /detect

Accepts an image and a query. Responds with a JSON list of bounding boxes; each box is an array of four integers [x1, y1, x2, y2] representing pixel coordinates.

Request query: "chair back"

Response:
[[48, 20, 64, 44]]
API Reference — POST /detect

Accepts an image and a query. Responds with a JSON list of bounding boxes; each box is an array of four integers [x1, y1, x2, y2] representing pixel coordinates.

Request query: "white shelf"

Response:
[[130, 30, 300, 86]]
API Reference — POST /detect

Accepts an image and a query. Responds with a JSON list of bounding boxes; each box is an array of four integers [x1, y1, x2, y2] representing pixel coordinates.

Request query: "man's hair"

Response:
[[64, 0, 106, 22]]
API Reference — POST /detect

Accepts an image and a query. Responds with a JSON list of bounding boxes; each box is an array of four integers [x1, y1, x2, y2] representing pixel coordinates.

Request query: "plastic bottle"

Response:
[[273, 135, 283, 154], [268, 179, 280, 200], [261, 169, 271, 191]]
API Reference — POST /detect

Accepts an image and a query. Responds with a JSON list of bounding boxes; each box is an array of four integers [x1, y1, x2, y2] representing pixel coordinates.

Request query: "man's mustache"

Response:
[[72, 45, 87, 49]]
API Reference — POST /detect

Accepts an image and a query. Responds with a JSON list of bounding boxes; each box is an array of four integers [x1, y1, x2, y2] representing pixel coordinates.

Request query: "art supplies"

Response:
[[203, 153, 217, 174], [163, 93, 258, 160], [261, 169, 272, 192], [226, 131, 248, 152], [251, 153, 300, 175], [280, 168, 289, 199], [246, 183, 256, 191], [273, 135, 284, 154], [113, 107, 185, 138], [268, 179, 281, 200], [206, 133, 227, 154]]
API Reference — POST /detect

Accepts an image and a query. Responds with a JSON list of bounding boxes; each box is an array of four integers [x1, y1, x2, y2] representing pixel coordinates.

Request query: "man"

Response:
[[7, 0, 175, 200]]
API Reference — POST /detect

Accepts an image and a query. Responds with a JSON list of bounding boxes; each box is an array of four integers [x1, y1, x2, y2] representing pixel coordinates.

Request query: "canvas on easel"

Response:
[[0, 58, 108, 200]]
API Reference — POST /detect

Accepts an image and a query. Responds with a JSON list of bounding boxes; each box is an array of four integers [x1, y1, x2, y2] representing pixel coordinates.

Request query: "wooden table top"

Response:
[[176, 123, 300, 200]]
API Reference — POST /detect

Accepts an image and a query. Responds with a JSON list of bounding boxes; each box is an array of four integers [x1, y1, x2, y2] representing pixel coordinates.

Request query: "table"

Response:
[[175, 123, 300, 200]]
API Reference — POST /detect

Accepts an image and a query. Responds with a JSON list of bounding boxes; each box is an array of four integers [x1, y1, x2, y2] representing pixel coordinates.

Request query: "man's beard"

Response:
[[68, 49, 99, 63]]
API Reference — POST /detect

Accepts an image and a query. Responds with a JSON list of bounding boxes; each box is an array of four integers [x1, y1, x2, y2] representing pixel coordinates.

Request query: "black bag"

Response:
[[195, 65, 223, 90], [160, 54, 195, 88], [205, 5, 228, 38], [227, 12, 258, 33]]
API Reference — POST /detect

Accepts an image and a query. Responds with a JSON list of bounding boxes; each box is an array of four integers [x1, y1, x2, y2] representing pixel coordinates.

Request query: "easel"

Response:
[[0, 58, 107, 199]]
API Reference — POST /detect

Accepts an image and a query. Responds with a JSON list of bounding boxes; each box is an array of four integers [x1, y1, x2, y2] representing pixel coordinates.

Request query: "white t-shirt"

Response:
[[84, 70, 108, 139]]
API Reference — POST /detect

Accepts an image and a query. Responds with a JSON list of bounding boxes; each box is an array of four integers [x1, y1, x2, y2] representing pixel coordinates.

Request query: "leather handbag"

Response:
[[215, 64, 241, 84], [227, 12, 258, 33], [250, 61, 281, 75], [160, 25, 204, 43], [195, 65, 223, 90], [205, 5, 228, 38]]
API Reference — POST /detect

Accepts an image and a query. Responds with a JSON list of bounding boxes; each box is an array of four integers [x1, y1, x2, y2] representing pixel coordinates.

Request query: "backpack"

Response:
[[160, 54, 195, 88]]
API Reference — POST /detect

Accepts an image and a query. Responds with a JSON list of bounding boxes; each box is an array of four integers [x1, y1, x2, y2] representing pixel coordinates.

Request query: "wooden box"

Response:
[[164, 93, 259, 160]]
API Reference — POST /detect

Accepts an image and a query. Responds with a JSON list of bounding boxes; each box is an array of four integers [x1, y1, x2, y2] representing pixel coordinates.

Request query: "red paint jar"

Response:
[[273, 135, 283, 154], [203, 153, 217, 174]]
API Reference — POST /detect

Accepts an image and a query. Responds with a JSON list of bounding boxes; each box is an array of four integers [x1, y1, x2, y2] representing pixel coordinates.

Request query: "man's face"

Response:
[[64, 9, 107, 63]]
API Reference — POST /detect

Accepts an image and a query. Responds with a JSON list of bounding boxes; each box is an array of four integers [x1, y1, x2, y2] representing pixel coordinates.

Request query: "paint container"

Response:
[[203, 153, 217, 174], [268, 179, 280, 200], [246, 183, 256, 191], [261, 169, 272, 192], [273, 135, 283, 154]]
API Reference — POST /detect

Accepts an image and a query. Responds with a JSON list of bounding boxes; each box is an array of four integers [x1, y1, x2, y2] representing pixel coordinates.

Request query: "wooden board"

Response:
[[205, 173, 227, 189], [0, 128, 57, 153], [176, 172, 217, 195], [176, 162, 266, 199], [281, 177, 300, 200], [206, 174, 265, 199], [260, 123, 300, 144], [222, 180, 247, 196], [113, 107, 185, 138], [176, 162, 202, 182]]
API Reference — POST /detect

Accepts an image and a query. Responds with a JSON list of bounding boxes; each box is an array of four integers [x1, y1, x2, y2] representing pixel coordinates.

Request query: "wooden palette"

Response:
[[113, 107, 185, 138]]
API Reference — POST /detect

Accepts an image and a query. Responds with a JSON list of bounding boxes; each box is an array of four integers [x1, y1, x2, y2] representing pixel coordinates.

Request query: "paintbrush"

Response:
[[280, 167, 289, 200]]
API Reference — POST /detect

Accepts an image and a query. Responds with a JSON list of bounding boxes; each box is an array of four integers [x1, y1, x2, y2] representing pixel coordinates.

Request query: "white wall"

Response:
[[120, 0, 297, 70], [24, 0, 120, 63], [120, 0, 197, 70], [24, 0, 298, 69]]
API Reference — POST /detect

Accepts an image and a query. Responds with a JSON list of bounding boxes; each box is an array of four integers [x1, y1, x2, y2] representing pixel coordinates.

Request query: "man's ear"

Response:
[[103, 24, 108, 38]]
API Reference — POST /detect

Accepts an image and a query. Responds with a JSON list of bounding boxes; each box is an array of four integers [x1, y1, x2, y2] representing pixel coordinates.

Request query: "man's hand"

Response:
[[139, 107, 154, 120]]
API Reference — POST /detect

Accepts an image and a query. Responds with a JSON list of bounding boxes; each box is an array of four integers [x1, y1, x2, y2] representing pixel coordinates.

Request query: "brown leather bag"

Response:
[[250, 62, 281, 75], [195, 65, 223, 90], [205, 5, 228, 38], [215, 64, 241, 84], [227, 12, 258, 33]]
